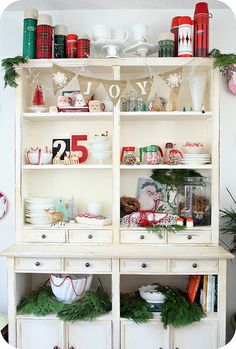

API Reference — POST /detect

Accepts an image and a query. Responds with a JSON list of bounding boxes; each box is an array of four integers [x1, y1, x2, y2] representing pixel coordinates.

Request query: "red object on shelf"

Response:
[[187, 275, 202, 303], [36, 25, 53, 59], [194, 2, 212, 57], [178, 16, 194, 57], [66, 34, 78, 58], [32, 84, 45, 106], [171, 16, 181, 57], [77, 35, 90, 58]]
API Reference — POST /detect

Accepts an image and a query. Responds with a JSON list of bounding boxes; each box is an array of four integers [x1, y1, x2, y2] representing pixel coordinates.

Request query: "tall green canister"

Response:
[[23, 8, 38, 58]]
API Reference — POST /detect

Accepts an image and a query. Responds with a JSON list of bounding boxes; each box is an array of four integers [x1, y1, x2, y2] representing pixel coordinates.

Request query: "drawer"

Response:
[[121, 230, 166, 244], [23, 229, 66, 243], [15, 257, 62, 272], [120, 259, 168, 273], [168, 230, 211, 244], [69, 229, 112, 243], [65, 258, 112, 273], [170, 259, 218, 273]]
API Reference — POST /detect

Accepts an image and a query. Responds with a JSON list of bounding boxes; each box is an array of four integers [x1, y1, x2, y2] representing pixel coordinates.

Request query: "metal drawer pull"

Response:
[[88, 234, 93, 239], [53, 346, 60, 349], [140, 235, 145, 240], [192, 263, 198, 268], [35, 261, 40, 266], [85, 262, 90, 268], [187, 235, 192, 240], [41, 234, 46, 239], [141, 263, 147, 268], [69, 347, 75, 349]]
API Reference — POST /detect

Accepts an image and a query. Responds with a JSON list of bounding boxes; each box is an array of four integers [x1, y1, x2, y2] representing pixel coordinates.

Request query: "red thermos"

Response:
[[171, 16, 181, 57], [194, 2, 212, 57]]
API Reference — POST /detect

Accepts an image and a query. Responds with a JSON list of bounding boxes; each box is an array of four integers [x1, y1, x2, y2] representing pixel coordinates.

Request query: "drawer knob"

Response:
[[141, 263, 147, 268], [85, 262, 90, 268], [69, 347, 75, 349], [35, 261, 40, 266], [140, 234, 145, 240], [88, 234, 93, 239], [192, 263, 198, 268], [53, 347, 60, 349], [41, 234, 46, 239], [187, 235, 192, 240]]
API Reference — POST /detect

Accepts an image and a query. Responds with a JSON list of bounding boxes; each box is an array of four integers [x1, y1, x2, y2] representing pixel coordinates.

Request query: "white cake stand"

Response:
[[123, 42, 158, 57], [92, 39, 127, 58]]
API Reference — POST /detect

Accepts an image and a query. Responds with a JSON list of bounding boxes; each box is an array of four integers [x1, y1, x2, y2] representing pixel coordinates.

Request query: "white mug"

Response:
[[93, 25, 111, 41], [87, 201, 102, 216], [132, 24, 148, 42], [111, 28, 128, 42]]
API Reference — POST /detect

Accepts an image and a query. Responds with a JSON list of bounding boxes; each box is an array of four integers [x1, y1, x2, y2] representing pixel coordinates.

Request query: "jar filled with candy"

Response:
[[121, 147, 136, 165], [142, 145, 163, 165], [163, 142, 183, 165]]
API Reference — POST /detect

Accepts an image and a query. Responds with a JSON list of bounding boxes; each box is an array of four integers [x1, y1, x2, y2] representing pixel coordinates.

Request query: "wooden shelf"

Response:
[[19, 57, 213, 69], [120, 111, 212, 121], [23, 112, 113, 122], [23, 223, 113, 230], [23, 164, 112, 170], [120, 164, 212, 170]]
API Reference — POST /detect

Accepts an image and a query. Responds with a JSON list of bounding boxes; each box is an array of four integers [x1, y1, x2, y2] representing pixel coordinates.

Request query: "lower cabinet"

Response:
[[68, 321, 112, 349], [121, 320, 168, 349], [17, 318, 63, 349], [172, 321, 218, 349]]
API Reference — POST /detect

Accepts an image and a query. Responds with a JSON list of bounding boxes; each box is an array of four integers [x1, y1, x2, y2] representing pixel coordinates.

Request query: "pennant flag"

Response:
[[102, 79, 127, 104], [129, 76, 153, 102], [52, 64, 75, 95], [78, 75, 101, 101]]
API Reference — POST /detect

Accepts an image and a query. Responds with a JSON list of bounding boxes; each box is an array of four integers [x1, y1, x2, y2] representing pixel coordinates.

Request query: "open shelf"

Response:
[[23, 164, 112, 170], [23, 112, 113, 122], [23, 223, 113, 230], [120, 111, 212, 121], [120, 164, 212, 170]]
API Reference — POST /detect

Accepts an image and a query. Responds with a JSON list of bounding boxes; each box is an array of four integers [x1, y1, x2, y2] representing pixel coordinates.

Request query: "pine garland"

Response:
[[150, 169, 202, 192], [120, 293, 153, 323], [156, 285, 205, 329], [209, 49, 236, 77], [145, 224, 185, 238], [17, 285, 111, 321], [57, 289, 111, 322], [1, 56, 28, 88]]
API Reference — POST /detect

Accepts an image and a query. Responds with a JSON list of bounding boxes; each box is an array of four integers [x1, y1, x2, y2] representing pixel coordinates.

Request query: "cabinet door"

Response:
[[121, 321, 167, 349], [17, 319, 63, 349], [68, 321, 112, 349], [173, 321, 217, 349]]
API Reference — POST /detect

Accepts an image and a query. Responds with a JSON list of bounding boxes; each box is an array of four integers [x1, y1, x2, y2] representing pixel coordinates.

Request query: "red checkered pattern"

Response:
[[77, 39, 90, 58], [36, 25, 53, 59]]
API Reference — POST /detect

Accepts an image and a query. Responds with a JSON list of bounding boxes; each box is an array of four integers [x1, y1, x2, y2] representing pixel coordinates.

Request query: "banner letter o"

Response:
[[109, 84, 120, 99]]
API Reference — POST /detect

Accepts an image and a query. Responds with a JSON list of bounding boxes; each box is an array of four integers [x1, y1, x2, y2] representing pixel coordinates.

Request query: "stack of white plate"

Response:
[[181, 154, 211, 165], [25, 197, 56, 225]]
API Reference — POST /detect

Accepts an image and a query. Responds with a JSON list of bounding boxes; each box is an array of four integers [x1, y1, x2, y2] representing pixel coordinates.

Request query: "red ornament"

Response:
[[32, 84, 45, 106]]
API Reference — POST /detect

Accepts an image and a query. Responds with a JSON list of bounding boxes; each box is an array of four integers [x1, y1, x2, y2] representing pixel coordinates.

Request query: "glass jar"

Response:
[[177, 177, 211, 226], [121, 147, 136, 165], [143, 145, 163, 165]]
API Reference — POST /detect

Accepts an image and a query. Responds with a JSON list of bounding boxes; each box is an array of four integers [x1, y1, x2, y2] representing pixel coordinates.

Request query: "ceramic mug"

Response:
[[102, 99, 113, 112], [89, 100, 105, 112], [111, 28, 128, 42], [57, 96, 72, 107], [93, 25, 111, 41], [132, 24, 148, 42]]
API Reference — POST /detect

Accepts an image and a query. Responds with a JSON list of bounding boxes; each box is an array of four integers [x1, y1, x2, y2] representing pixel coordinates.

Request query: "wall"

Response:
[[0, 5, 236, 342]]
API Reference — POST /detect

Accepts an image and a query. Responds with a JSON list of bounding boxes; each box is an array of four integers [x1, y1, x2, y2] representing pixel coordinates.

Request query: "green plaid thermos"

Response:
[[54, 25, 67, 58], [23, 8, 38, 58], [158, 32, 175, 57]]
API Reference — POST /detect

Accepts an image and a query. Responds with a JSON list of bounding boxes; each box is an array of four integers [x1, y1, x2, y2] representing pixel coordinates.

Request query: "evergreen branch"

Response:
[[1, 56, 28, 88], [145, 224, 185, 238], [120, 293, 153, 323]]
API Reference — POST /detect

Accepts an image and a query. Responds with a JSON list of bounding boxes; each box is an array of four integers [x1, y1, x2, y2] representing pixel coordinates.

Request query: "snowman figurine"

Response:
[[74, 92, 89, 112]]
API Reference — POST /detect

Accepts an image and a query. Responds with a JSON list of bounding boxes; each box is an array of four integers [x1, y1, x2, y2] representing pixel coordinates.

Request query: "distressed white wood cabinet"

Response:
[[1, 57, 233, 349]]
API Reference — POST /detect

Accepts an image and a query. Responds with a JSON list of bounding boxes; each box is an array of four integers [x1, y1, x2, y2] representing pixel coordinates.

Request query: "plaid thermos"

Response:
[[36, 14, 53, 59], [194, 2, 212, 57], [54, 25, 67, 58], [23, 8, 38, 58], [66, 34, 78, 58], [77, 34, 90, 58]]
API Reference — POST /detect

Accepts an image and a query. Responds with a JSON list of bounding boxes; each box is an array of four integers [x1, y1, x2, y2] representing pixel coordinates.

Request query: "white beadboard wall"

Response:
[[0, 5, 236, 343]]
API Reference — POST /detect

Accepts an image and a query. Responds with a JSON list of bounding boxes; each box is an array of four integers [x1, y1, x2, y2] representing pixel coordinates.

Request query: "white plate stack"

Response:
[[25, 197, 56, 225], [181, 153, 211, 165]]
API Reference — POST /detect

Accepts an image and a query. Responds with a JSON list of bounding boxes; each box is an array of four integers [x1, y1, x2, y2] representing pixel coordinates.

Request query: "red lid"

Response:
[[171, 16, 182, 28], [179, 16, 193, 25], [66, 34, 78, 41], [165, 142, 173, 148], [194, 2, 209, 15], [123, 147, 135, 151]]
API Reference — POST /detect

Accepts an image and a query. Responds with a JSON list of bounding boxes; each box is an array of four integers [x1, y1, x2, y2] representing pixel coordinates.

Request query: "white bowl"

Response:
[[182, 146, 205, 154], [50, 274, 93, 303], [91, 141, 112, 151], [93, 136, 111, 144], [91, 150, 112, 163], [26, 152, 53, 165], [139, 285, 165, 303]]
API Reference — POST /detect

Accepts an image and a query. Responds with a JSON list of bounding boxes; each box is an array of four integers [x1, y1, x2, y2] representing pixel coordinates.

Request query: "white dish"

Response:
[[90, 150, 112, 163], [182, 146, 205, 154], [50, 274, 93, 303], [28, 106, 48, 113], [91, 141, 112, 151], [139, 285, 165, 304]]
